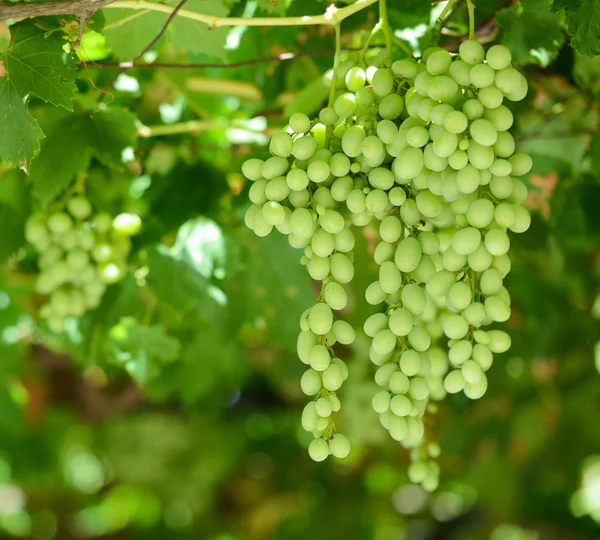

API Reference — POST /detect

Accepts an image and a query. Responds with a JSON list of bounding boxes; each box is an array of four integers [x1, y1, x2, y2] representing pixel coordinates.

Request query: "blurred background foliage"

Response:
[[0, 0, 600, 539]]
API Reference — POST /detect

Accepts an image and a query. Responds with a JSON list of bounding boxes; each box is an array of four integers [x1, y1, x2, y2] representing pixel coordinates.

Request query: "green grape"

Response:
[[319, 209, 344, 234], [331, 252, 354, 284], [100, 262, 125, 284], [423, 143, 448, 172], [289, 112, 311, 134], [484, 295, 511, 322], [418, 231, 440, 255], [443, 314, 469, 339], [334, 93, 357, 118], [365, 189, 388, 213], [486, 44, 511, 70], [449, 59, 471, 85], [334, 228, 355, 253], [332, 319, 355, 344], [329, 393, 341, 412], [249, 179, 268, 205], [329, 434, 350, 458], [402, 283, 427, 315], [446, 281, 472, 311], [432, 131, 458, 158], [478, 86, 503, 109], [47, 212, 72, 235], [389, 371, 410, 394], [372, 390, 391, 413], [290, 208, 315, 238], [408, 326, 431, 352], [346, 66, 367, 92], [67, 196, 92, 220], [366, 281, 386, 305], [505, 76, 528, 101], [416, 190, 443, 218], [409, 377, 429, 400], [461, 359, 483, 384], [389, 307, 414, 337], [392, 58, 418, 78], [443, 110, 468, 134], [449, 340, 473, 366], [346, 189, 367, 213], [470, 118, 497, 146], [509, 205, 531, 233], [466, 198, 495, 228], [400, 349, 421, 376], [301, 368, 322, 396], [262, 156, 289, 180], [377, 119, 399, 145], [469, 63, 495, 88], [495, 67, 522, 94], [309, 344, 331, 371], [400, 199, 422, 227], [262, 201, 286, 226], [66, 249, 89, 270], [388, 415, 409, 441], [459, 39, 485, 65], [489, 158, 512, 177], [395, 237, 422, 273], [452, 227, 482, 255], [494, 202, 516, 228], [374, 241, 395, 265], [322, 364, 344, 391], [426, 270, 455, 299], [388, 187, 407, 207], [510, 178, 529, 204], [269, 132, 293, 157], [310, 229, 333, 258], [390, 394, 412, 416], [297, 331, 318, 364], [311, 123, 327, 147], [368, 167, 394, 191], [448, 150, 468, 170], [484, 229, 510, 256], [341, 126, 366, 157], [426, 49, 452, 75], [307, 256, 330, 280], [484, 105, 513, 131], [509, 153, 533, 176], [319, 106, 338, 126], [467, 243, 493, 272], [494, 131, 515, 157], [427, 76, 458, 102], [292, 135, 317, 160], [364, 312, 389, 338], [324, 282, 347, 310], [467, 140, 494, 169], [372, 68, 394, 96], [379, 215, 402, 243], [487, 329, 511, 353], [307, 160, 330, 184], [373, 328, 397, 355], [418, 97, 438, 122], [415, 71, 433, 96], [309, 302, 334, 335], [489, 175, 513, 199], [308, 438, 330, 461], [329, 153, 351, 178], [406, 126, 429, 148], [302, 402, 319, 431], [356, 86, 375, 108], [380, 261, 402, 294], [379, 93, 404, 119], [330, 176, 353, 202], [444, 369, 465, 393], [286, 169, 309, 191]]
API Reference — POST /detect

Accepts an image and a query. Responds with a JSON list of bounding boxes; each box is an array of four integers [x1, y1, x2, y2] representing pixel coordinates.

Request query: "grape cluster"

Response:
[[242, 39, 531, 483], [25, 196, 141, 333]]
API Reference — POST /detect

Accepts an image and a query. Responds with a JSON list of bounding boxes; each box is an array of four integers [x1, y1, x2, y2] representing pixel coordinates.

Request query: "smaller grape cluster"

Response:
[[25, 196, 141, 333]]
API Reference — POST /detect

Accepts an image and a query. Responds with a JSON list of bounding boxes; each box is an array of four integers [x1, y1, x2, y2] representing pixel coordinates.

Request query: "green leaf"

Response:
[[0, 170, 29, 263], [29, 107, 138, 205], [553, 0, 600, 56], [591, 129, 600, 180], [496, 0, 564, 66], [109, 317, 181, 384], [169, 0, 230, 59], [258, 0, 286, 15], [5, 20, 78, 110], [283, 77, 328, 118], [102, 8, 167, 60], [0, 77, 43, 166]]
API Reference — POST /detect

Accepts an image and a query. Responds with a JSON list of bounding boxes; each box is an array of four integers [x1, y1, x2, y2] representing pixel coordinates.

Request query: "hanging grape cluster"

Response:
[[242, 39, 531, 488], [25, 196, 141, 333]]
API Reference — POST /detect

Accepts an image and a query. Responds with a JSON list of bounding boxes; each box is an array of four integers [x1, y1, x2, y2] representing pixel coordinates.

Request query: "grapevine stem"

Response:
[[138, 120, 266, 138], [105, 0, 378, 27], [359, 19, 382, 61], [465, 0, 476, 39], [437, 0, 459, 23], [392, 36, 414, 58], [329, 23, 342, 108], [378, 0, 393, 59]]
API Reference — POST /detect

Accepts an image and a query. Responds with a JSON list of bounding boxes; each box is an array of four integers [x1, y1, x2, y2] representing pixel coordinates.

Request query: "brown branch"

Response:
[[0, 0, 114, 21]]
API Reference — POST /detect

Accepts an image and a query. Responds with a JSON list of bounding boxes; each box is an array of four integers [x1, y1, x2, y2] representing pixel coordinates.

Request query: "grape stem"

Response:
[[437, 0, 459, 23], [392, 36, 415, 59], [329, 23, 342, 108], [378, 0, 394, 59], [105, 0, 378, 27], [465, 0, 476, 39], [360, 19, 383, 61]]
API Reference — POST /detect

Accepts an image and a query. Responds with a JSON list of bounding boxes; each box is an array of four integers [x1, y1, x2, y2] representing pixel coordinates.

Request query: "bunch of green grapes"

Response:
[[25, 196, 141, 333], [241, 40, 531, 484]]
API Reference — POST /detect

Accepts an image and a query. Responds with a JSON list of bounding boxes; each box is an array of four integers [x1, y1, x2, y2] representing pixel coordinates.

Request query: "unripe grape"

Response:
[[308, 438, 330, 462]]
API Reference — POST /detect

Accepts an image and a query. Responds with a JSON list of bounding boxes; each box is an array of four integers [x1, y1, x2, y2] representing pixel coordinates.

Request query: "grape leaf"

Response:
[[29, 107, 138, 205], [552, 0, 600, 56], [0, 170, 29, 263], [108, 317, 181, 385], [102, 8, 167, 60], [591, 129, 600, 181], [4, 20, 77, 110], [0, 76, 43, 166], [283, 77, 328, 117], [169, 0, 230, 59], [257, 0, 286, 15], [496, 0, 564, 66]]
